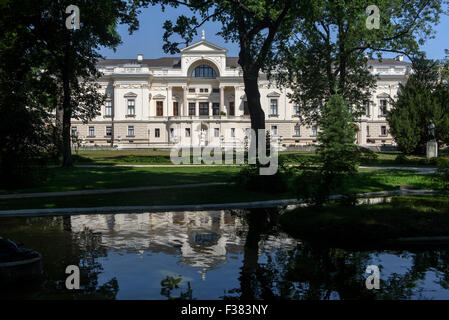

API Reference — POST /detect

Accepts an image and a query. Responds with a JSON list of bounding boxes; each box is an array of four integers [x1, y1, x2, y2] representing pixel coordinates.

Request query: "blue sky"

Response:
[[100, 5, 449, 60]]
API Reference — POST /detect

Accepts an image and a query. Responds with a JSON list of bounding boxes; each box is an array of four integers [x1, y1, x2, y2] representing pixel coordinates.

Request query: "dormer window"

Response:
[[192, 65, 217, 78]]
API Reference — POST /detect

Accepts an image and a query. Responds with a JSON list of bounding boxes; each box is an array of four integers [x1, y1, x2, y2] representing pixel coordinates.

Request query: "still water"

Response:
[[1, 209, 449, 300]]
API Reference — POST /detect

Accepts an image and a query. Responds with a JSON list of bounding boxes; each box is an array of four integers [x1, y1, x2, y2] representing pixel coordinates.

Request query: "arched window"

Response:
[[192, 65, 217, 78]]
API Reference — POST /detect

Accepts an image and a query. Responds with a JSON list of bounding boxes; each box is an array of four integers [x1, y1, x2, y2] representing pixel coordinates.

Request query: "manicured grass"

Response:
[[279, 196, 449, 246], [0, 167, 443, 211], [338, 169, 443, 194], [73, 149, 173, 165], [48, 149, 447, 166], [0, 184, 294, 211], [0, 166, 241, 195]]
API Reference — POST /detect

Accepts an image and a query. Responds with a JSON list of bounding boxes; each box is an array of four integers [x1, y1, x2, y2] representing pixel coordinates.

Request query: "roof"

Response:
[[97, 57, 182, 68], [96, 57, 409, 69], [367, 58, 411, 66], [97, 56, 241, 69]]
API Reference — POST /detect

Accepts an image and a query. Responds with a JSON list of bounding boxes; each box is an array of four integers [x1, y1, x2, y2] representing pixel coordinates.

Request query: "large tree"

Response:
[[0, 0, 58, 188], [30, 0, 142, 167], [387, 58, 449, 154], [142, 0, 313, 158], [276, 0, 444, 124]]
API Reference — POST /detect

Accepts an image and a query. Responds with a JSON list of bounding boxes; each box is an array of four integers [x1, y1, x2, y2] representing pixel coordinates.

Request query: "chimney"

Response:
[[395, 54, 403, 62], [137, 54, 143, 62]]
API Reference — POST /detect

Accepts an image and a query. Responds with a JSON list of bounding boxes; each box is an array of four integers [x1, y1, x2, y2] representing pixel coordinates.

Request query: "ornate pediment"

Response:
[[124, 92, 137, 98], [153, 94, 166, 100], [376, 93, 390, 98], [180, 40, 227, 54], [267, 91, 281, 98]]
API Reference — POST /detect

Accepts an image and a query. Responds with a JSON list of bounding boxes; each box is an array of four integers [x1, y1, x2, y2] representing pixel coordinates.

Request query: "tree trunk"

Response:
[[61, 44, 73, 168], [62, 81, 73, 168], [243, 69, 266, 161]]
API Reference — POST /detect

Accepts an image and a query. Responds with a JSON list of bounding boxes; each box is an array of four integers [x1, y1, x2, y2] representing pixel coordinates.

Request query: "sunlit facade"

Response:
[[70, 35, 411, 149]]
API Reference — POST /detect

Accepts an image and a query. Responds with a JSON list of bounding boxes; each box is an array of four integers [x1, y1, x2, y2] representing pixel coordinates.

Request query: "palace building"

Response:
[[70, 33, 411, 149]]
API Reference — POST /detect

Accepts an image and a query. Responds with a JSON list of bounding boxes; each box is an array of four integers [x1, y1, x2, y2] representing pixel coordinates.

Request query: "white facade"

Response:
[[71, 36, 412, 149]]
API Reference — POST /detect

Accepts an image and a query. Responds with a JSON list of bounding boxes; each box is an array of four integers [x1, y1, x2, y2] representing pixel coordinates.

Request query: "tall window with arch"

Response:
[[192, 65, 217, 78]]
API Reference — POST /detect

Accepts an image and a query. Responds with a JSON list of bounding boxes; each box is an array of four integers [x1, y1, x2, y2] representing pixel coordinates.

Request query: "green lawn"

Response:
[[0, 167, 444, 211], [72, 149, 173, 165], [0, 166, 241, 194], [0, 184, 293, 211], [68, 149, 446, 166], [279, 196, 449, 246]]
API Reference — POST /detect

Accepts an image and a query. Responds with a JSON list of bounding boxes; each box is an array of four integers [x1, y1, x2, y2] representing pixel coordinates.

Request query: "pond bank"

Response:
[[279, 195, 449, 248], [0, 189, 444, 218]]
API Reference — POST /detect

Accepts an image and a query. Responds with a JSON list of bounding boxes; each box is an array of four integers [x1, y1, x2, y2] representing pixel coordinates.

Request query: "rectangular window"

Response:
[[71, 127, 78, 137], [229, 102, 235, 116], [364, 101, 370, 116], [88, 126, 95, 137], [199, 88, 209, 93], [381, 126, 387, 136], [293, 103, 300, 116], [185, 128, 191, 137], [155, 128, 160, 138], [366, 125, 370, 137], [189, 88, 195, 93], [379, 100, 387, 116], [245, 128, 251, 138], [189, 102, 196, 116], [270, 99, 278, 116], [212, 88, 219, 93], [214, 128, 220, 137], [243, 101, 249, 115], [105, 101, 113, 116], [271, 125, 278, 136], [106, 126, 112, 136], [311, 125, 317, 136], [173, 102, 179, 116], [212, 103, 220, 116], [199, 102, 209, 116], [231, 128, 235, 138], [156, 101, 163, 116], [127, 99, 135, 116], [128, 126, 134, 137], [294, 125, 300, 136]]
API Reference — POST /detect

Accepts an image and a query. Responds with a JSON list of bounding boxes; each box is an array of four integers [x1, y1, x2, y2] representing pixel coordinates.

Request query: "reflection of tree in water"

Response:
[[0, 216, 118, 300], [227, 209, 449, 300], [160, 275, 194, 300]]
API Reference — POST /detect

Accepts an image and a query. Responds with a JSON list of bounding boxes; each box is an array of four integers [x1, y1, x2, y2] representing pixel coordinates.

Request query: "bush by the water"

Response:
[[293, 170, 331, 206], [235, 162, 289, 193]]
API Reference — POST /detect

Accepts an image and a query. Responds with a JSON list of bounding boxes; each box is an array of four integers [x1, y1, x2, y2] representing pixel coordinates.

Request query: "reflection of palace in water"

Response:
[[68, 211, 297, 279]]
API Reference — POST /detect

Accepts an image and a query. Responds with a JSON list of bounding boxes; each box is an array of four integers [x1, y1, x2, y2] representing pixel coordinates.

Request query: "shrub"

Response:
[[293, 170, 330, 207], [358, 147, 378, 164], [394, 154, 408, 164], [235, 161, 290, 193], [436, 157, 449, 190]]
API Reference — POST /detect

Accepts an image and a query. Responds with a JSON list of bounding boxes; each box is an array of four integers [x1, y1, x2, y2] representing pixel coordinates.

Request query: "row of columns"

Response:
[[162, 85, 232, 117]]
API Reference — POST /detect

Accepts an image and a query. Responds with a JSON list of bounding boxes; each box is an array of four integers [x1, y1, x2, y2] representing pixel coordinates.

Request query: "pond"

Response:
[[1, 209, 449, 300]]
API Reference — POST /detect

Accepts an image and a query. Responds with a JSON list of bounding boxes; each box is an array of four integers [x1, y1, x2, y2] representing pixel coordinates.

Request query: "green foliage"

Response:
[[358, 147, 379, 164], [294, 94, 359, 206], [394, 154, 409, 164], [0, 0, 141, 178], [436, 158, 449, 190], [317, 94, 359, 177], [388, 57, 449, 154], [235, 163, 289, 194], [293, 170, 330, 207], [160, 276, 193, 300], [276, 0, 443, 124]]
